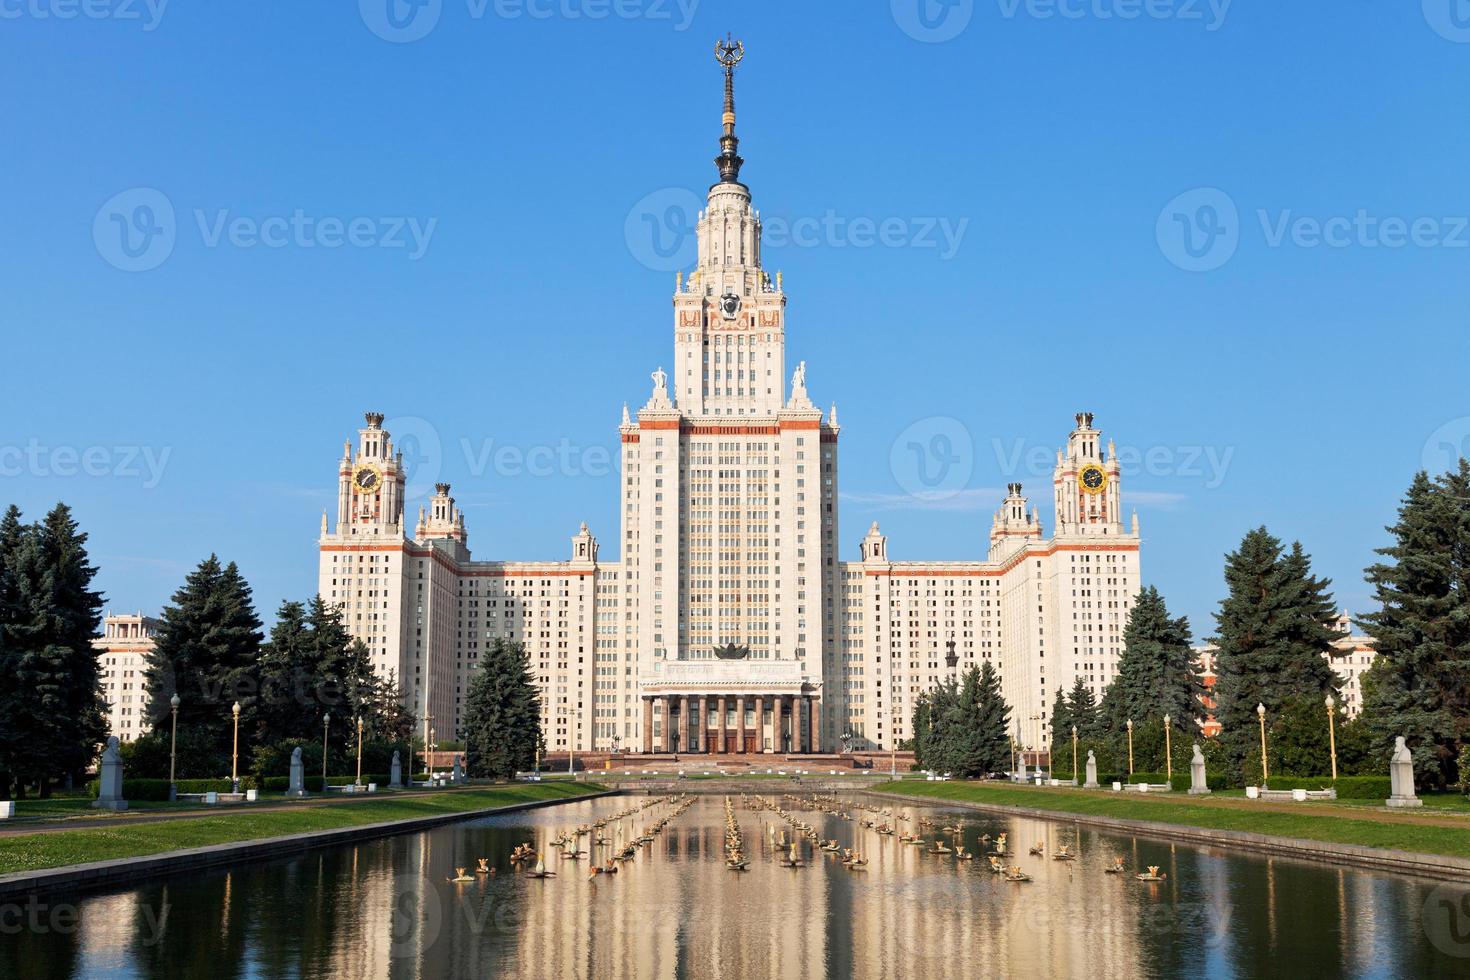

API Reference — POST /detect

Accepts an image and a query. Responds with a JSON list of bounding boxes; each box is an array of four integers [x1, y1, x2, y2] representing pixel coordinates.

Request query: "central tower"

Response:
[[626, 40, 840, 754], [672, 37, 787, 417]]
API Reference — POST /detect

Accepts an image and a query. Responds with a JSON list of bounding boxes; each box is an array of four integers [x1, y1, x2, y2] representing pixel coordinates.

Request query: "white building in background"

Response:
[[314, 46, 1142, 755], [92, 613, 159, 742]]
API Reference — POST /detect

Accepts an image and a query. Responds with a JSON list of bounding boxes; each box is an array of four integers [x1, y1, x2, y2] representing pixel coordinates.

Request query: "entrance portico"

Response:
[[640, 658, 822, 754]]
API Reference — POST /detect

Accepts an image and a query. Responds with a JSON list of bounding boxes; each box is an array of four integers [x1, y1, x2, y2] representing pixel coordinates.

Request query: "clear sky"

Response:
[[3, 0, 1468, 639]]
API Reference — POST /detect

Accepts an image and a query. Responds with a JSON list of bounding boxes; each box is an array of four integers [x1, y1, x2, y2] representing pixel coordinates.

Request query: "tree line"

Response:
[[0, 496, 547, 797]]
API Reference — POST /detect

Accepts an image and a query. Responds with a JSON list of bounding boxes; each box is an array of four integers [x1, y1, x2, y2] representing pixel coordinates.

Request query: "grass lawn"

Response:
[[876, 780, 1470, 860], [0, 782, 603, 877]]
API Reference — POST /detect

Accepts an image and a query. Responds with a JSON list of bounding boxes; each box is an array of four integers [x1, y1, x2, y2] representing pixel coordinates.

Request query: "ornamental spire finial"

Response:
[[714, 35, 745, 183]]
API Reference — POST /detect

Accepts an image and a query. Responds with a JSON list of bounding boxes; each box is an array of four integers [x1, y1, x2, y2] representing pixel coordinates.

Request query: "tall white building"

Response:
[[315, 45, 1142, 756], [92, 613, 159, 742]]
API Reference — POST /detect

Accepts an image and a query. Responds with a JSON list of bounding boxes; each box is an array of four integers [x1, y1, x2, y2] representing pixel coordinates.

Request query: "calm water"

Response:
[[4, 793, 1469, 979]]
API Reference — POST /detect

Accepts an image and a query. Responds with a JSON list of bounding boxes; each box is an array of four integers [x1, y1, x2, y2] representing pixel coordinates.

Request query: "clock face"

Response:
[[1079, 464, 1108, 495], [719, 292, 741, 319], [353, 464, 382, 494]]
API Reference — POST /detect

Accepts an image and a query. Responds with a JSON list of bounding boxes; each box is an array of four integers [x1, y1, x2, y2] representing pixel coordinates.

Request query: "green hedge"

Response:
[[260, 775, 326, 793], [1168, 772, 1229, 792], [89, 777, 252, 802], [1263, 775, 1390, 799]]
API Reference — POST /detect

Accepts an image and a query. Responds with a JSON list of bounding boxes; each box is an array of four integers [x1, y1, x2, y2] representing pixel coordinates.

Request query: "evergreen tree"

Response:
[[1360, 466, 1470, 788], [0, 504, 24, 798], [255, 600, 313, 742], [1048, 687, 1073, 748], [144, 555, 263, 764], [972, 661, 1013, 775], [1211, 529, 1339, 780], [910, 695, 932, 769], [1100, 586, 1201, 737], [462, 639, 542, 779], [1067, 675, 1100, 739], [1, 505, 106, 796]]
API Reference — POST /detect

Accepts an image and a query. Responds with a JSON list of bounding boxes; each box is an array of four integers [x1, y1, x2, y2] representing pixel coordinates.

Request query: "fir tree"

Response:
[[972, 661, 1013, 775], [1067, 675, 1100, 739], [1211, 529, 1338, 780], [144, 555, 263, 763], [0, 504, 24, 798], [255, 599, 312, 742], [1360, 466, 1470, 788], [462, 639, 542, 779], [1048, 687, 1073, 748], [1, 505, 106, 796], [1100, 586, 1201, 737]]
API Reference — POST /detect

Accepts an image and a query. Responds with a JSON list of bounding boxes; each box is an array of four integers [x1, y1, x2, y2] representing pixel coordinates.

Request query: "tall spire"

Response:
[[714, 35, 745, 184]]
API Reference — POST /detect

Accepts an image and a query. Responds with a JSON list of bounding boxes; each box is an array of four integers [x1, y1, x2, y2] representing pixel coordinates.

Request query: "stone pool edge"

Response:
[[863, 789, 1470, 882], [0, 788, 620, 901]]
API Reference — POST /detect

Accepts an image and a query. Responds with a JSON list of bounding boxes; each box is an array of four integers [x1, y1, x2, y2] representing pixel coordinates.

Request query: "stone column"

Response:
[[643, 698, 654, 753], [781, 695, 794, 753], [736, 696, 747, 754], [716, 696, 727, 754], [660, 697, 671, 753], [754, 696, 765, 753], [682, 695, 693, 754], [697, 696, 707, 753], [810, 697, 821, 754]]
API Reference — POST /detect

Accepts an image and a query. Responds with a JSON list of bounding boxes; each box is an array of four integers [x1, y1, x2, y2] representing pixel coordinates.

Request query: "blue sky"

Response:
[[3, 0, 1468, 638]]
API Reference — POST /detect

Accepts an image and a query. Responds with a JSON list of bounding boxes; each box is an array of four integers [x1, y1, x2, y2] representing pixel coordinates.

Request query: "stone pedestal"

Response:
[[1386, 735, 1422, 808], [0, 801, 15, 819], [287, 746, 307, 797], [1083, 750, 1099, 789], [1188, 742, 1212, 795], [390, 751, 403, 789], [92, 736, 128, 811]]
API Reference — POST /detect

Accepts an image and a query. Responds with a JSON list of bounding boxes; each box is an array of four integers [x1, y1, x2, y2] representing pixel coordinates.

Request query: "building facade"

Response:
[[92, 613, 160, 743], [315, 49, 1142, 755]]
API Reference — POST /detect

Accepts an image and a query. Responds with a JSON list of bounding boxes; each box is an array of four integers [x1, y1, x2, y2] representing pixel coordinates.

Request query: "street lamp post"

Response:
[[168, 693, 181, 802], [355, 716, 365, 787], [1071, 725, 1078, 786], [322, 712, 331, 783], [1326, 695, 1338, 782], [1164, 714, 1173, 783], [1257, 703, 1269, 786], [422, 713, 434, 779], [231, 701, 241, 793], [1126, 718, 1134, 777]]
